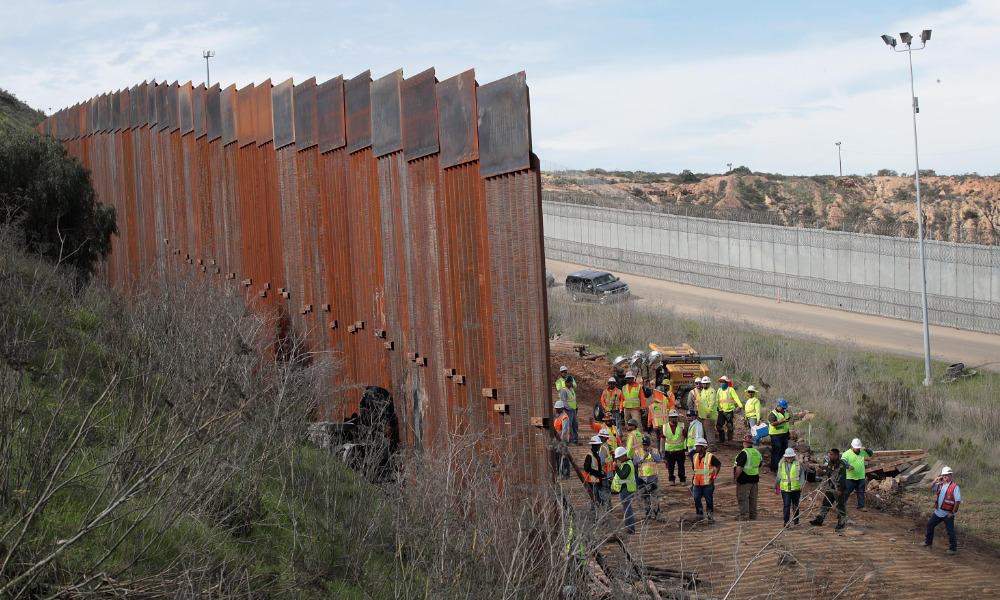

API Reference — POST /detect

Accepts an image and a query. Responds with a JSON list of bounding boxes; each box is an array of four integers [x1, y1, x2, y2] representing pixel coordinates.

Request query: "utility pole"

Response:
[[726, 162, 732, 173], [882, 29, 933, 386], [203, 50, 215, 86], [835, 141, 843, 177]]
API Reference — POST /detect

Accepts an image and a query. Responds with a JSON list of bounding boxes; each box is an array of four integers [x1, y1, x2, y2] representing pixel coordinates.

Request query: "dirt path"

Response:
[[551, 348, 1000, 599], [547, 259, 1000, 371]]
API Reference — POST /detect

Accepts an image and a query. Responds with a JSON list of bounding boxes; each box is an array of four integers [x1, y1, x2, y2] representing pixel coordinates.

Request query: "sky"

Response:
[[2, 0, 998, 175]]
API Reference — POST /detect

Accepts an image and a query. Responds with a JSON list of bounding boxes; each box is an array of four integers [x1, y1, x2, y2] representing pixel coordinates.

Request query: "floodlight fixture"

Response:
[[921, 29, 932, 42], [881, 34, 897, 48], [900, 31, 913, 45]]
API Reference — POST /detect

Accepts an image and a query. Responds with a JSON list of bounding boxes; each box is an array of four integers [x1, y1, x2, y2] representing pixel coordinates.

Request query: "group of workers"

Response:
[[552, 365, 964, 553]]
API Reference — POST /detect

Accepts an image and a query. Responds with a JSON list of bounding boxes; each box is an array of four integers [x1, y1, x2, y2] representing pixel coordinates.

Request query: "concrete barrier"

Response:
[[542, 201, 1000, 334]]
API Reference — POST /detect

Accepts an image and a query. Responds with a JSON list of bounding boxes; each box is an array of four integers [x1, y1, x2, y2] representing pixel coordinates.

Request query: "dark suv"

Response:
[[565, 270, 631, 304]]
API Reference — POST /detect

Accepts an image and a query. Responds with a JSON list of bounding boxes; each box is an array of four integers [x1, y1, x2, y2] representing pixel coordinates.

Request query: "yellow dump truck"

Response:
[[647, 343, 722, 401]]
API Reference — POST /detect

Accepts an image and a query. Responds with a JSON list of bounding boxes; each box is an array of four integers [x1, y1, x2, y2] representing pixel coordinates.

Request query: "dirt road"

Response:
[[547, 259, 1000, 370], [551, 349, 1000, 599]]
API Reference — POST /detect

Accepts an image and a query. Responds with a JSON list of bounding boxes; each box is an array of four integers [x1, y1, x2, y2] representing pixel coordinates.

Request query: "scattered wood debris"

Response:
[[550, 338, 607, 361]]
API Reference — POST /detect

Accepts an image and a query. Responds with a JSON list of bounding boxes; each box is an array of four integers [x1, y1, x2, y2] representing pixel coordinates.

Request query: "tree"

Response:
[[673, 169, 700, 183], [876, 168, 898, 177], [0, 129, 115, 277]]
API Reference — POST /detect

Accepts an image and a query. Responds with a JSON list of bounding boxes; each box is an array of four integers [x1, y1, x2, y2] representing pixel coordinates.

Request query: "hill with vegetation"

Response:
[[0, 88, 44, 134], [544, 168, 1000, 245]]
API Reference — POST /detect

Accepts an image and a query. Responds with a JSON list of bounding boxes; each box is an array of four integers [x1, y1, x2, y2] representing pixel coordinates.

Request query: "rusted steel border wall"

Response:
[[40, 68, 553, 485]]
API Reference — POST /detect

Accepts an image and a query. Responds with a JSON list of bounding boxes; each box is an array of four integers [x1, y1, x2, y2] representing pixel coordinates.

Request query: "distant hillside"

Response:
[[543, 168, 1000, 245], [0, 88, 45, 134]]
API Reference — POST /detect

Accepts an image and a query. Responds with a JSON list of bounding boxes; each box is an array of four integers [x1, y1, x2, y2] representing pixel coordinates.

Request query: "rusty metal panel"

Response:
[[401, 68, 439, 161], [477, 72, 531, 177], [110, 91, 120, 132], [255, 79, 273, 147], [437, 70, 479, 168], [237, 84, 255, 148], [154, 85, 166, 131], [272, 78, 295, 150], [371, 70, 402, 158], [221, 84, 237, 145], [144, 82, 155, 127], [293, 77, 318, 151], [193, 84, 207, 139], [345, 70, 372, 153], [167, 82, 181, 133], [96, 94, 107, 133], [206, 84, 222, 142], [179, 81, 194, 135], [129, 85, 140, 129], [120, 89, 130, 131], [317, 76, 345, 153]]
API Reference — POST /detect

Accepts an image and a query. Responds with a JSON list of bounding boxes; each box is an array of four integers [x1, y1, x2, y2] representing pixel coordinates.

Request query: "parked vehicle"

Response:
[[564, 269, 630, 304]]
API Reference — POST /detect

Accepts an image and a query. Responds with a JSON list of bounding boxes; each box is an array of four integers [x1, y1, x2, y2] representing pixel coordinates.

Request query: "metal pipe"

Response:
[[907, 45, 933, 386]]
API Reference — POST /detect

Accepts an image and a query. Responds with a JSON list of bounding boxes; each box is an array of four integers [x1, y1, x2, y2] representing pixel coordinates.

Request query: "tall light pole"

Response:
[[726, 162, 732, 173], [882, 29, 933, 386], [834, 141, 843, 176], [202, 50, 215, 86]]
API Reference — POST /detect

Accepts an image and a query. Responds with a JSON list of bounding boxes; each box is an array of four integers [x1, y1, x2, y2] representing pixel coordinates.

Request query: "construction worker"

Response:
[[690, 438, 720, 521], [647, 384, 671, 452], [686, 408, 705, 465], [696, 376, 718, 445], [744, 385, 761, 432], [733, 433, 762, 521], [553, 400, 570, 478], [555, 366, 579, 444], [624, 419, 643, 459], [924, 466, 960, 554], [767, 399, 792, 473], [601, 416, 621, 449], [776, 447, 804, 526], [636, 436, 662, 519], [612, 364, 627, 389], [610, 446, 637, 534], [620, 371, 646, 427], [598, 426, 616, 498], [600, 377, 623, 428], [715, 375, 742, 443], [810, 448, 848, 531], [583, 436, 607, 511], [685, 376, 706, 414], [662, 409, 687, 484], [842, 438, 873, 511]]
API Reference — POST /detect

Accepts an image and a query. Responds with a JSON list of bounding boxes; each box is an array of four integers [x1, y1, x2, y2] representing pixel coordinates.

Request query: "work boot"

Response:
[[835, 524, 845, 532], [809, 517, 824, 527], [946, 549, 957, 555]]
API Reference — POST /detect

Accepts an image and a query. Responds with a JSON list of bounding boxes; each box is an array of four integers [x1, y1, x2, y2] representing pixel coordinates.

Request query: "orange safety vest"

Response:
[[601, 444, 616, 475], [692, 452, 717, 486], [554, 414, 568, 441], [601, 388, 623, 412], [583, 453, 602, 484]]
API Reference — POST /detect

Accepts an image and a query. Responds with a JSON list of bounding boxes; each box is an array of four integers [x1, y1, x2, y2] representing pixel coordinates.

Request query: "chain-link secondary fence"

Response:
[[542, 200, 1000, 334]]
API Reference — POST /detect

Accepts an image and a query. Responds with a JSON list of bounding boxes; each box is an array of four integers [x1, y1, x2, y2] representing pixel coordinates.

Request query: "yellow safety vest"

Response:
[[555, 377, 577, 409], [625, 430, 643, 458], [717, 387, 742, 412], [622, 383, 642, 409], [698, 388, 718, 420], [611, 461, 637, 493], [663, 421, 686, 451], [735, 448, 762, 476], [744, 396, 760, 420], [778, 460, 802, 492], [768, 409, 789, 436], [686, 419, 701, 450], [638, 451, 656, 478], [843, 449, 867, 481]]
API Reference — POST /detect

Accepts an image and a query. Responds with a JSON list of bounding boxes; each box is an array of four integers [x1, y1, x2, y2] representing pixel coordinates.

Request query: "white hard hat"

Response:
[[941, 466, 953, 475], [590, 435, 603, 444], [599, 427, 610, 437], [614, 447, 629, 459], [700, 376, 711, 384], [554, 400, 565, 409], [668, 409, 679, 417], [746, 385, 757, 393], [607, 377, 616, 383], [851, 438, 862, 449], [783, 448, 796, 458], [625, 370, 635, 379], [695, 437, 708, 447], [559, 365, 568, 372]]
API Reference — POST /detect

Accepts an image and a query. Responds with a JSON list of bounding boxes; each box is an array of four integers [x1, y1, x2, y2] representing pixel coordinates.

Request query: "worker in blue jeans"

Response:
[[611, 446, 637, 534], [690, 437, 721, 521], [924, 466, 961, 554], [842, 438, 873, 511]]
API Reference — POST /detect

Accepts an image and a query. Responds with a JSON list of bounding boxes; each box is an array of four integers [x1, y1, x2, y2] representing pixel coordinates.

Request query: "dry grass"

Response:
[[548, 294, 1000, 544]]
